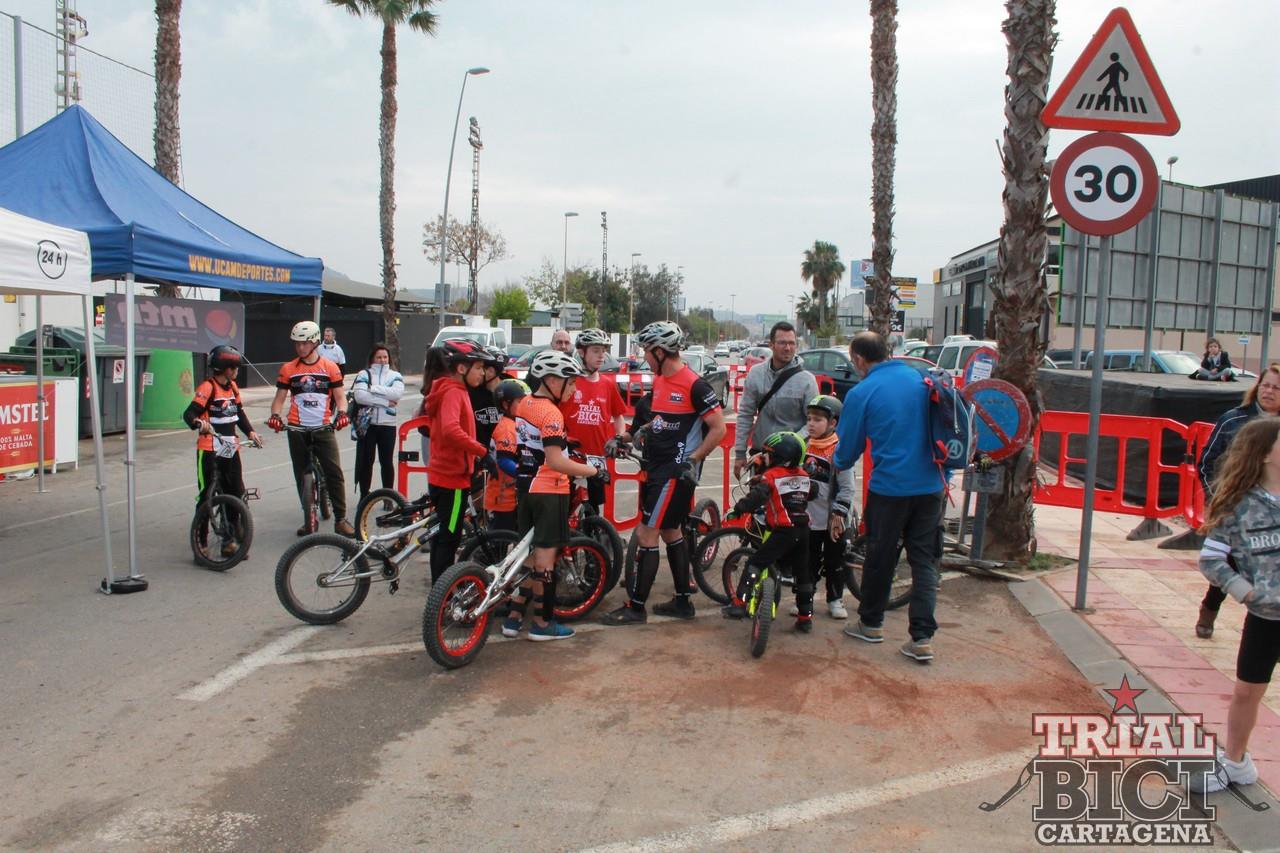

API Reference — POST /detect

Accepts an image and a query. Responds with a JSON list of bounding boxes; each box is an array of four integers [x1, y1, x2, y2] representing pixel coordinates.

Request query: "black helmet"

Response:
[[495, 378, 529, 407], [806, 394, 843, 421], [208, 345, 242, 372], [763, 430, 807, 468], [481, 344, 508, 366]]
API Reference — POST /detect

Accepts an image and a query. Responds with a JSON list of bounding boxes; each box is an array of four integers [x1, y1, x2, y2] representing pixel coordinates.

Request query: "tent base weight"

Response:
[[101, 576, 149, 595]]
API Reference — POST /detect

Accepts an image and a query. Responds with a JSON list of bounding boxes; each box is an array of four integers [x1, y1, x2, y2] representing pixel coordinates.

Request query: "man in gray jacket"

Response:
[[733, 321, 819, 479]]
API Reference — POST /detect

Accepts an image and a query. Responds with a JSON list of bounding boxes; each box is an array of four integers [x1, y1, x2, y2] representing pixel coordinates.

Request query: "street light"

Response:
[[729, 293, 736, 341], [1166, 155, 1179, 181], [630, 253, 642, 330], [438, 66, 490, 308], [562, 212, 578, 305]]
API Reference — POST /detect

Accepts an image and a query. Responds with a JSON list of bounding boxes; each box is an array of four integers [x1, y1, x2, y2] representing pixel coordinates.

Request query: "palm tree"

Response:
[[868, 0, 898, 340], [800, 241, 845, 330], [328, 0, 440, 367], [152, 0, 182, 298], [986, 0, 1057, 561]]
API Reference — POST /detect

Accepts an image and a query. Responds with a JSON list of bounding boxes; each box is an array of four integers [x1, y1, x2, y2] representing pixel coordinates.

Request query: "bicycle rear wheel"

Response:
[[580, 514, 624, 593], [355, 488, 411, 543], [301, 472, 320, 534], [842, 534, 912, 610], [553, 537, 610, 621], [459, 528, 521, 566], [750, 576, 776, 658], [190, 494, 253, 571], [423, 561, 492, 669], [688, 498, 721, 557], [316, 465, 332, 521], [696, 527, 760, 604], [275, 534, 371, 624]]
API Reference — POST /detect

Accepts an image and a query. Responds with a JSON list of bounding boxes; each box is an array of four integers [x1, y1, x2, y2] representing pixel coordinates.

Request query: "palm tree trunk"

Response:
[[818, 283, 827, 329], [153, 0, 182, 298], [985, 0, 1057, 562], [378, 22, 401, 366], [868, 0, 898, 341]]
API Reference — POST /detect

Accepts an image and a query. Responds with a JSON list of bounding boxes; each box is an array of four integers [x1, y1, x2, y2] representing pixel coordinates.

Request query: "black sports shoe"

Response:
[[653, 597, 696, 620], [794, 617, 813, 634], [600, 603, 647, 626], [721, 602, 747, 619]]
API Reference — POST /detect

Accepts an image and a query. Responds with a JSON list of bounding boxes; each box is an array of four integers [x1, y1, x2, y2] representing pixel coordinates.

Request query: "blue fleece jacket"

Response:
[[833, 359, 942, 496]]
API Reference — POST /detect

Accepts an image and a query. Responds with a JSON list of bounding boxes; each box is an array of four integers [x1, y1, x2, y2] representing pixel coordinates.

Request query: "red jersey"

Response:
[[277, 357, 343, 427], [733, 465, 814, 528], [561, 372, 626, 457], [484, 417, 519, 512], [645, 364, 721, 474], [516, 395, 570, 495]]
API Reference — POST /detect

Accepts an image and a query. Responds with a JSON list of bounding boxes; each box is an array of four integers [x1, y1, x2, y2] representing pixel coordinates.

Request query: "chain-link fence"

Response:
[[0, 11, 153, 162]]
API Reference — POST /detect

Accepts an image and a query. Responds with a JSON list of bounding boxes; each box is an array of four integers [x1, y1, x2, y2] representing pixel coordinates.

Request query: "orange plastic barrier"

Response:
[[602, 422, 737, 532]]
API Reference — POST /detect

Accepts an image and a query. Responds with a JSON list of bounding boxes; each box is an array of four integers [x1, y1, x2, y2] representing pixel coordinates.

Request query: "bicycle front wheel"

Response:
[[275, 533, 371, 624], [301, 472, 320, 534], [355, 488, 410, 542], [688, 497, 721, 556], [190, 494, 253, 571], [696, 527, 759, 604], [554, 537, 610, 621], [750, 576, 777, 659], [842, 534, 913, 611], [423, 561, 492, 669]]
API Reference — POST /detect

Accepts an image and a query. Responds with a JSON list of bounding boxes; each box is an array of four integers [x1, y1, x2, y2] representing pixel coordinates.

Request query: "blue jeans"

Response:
[[858, 490, 944, 640]]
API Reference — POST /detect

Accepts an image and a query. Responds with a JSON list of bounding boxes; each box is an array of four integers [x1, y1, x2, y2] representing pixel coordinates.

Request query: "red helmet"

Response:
[[441, 338, 485, 365]]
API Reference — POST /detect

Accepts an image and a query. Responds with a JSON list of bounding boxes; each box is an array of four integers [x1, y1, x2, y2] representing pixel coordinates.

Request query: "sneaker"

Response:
[[296, 524, 310, 537], [721, 602, 747, 620], [653, 597, 696, 620], [600, 603, 647, 626], [779, 573, 795, 586], [501, 615, 523, 638], [221, 541, 239, 558], [1195, 605, 1217, 639], [788, 602, 800, 617], [901, 637, 934, 663], [1191, 749, 1258, 793], [528, 621, 575, 642], [844, 620, 884, 643], [795, 617, 813, 634], [334, 519, 356, 537], [828, 599, 849, 620]]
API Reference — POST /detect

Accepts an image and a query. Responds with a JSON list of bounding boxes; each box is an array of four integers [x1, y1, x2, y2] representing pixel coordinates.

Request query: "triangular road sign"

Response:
[[1042, 7, 1179, 135]]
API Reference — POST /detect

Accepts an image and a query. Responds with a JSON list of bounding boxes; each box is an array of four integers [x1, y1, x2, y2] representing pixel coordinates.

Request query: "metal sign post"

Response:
[[1075, 236, 1112, 611]]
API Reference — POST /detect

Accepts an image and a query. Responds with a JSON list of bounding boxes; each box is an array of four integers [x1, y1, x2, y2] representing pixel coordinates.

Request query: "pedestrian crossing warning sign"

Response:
[[1042, 7, 1179, 136]]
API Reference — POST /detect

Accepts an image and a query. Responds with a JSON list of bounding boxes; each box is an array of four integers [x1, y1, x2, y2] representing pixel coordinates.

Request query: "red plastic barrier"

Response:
[[396, 415, 431, 497], [602, 422, 737, 532]]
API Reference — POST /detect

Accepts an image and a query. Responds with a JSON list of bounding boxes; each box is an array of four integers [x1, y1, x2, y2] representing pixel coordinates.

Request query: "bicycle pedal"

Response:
[[389, 580, 399, 595], [243, 488, 261, 501]]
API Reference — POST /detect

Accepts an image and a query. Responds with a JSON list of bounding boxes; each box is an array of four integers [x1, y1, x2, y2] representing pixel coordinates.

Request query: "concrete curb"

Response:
[[1009, 578, 1280, 853]]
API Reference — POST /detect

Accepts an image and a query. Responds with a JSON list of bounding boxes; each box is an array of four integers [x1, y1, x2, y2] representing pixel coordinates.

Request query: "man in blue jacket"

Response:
[[834, 331, 944, 663]]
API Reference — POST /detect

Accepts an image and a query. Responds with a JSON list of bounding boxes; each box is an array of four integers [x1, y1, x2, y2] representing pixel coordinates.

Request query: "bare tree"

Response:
[[422, 215, 510, 312], [986, 0, 1058, 561]]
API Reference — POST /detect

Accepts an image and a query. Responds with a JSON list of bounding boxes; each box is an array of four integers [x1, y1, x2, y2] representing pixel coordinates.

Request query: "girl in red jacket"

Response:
[[424, 339, 489, 582]]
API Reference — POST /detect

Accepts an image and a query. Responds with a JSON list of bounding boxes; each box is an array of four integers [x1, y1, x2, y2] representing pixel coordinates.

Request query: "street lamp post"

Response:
[[671, 264, 683, 321], [438, 67, 490, 309], [1166, 155, 1179, 181], [562, 211, 578, 305], [630, 252, 642, 330], [729, 293, 736, 341]]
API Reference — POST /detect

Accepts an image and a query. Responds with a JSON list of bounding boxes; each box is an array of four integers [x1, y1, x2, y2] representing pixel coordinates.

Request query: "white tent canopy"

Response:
[[0, 207, 115, 586]]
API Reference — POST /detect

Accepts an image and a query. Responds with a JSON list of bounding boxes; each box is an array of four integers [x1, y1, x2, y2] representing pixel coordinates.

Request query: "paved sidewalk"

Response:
[[1034, 504, 1280, 796]]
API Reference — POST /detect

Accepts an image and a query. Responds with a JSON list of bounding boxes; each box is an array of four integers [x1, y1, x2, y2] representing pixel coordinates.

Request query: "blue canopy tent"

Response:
[[0, 105, 324, 592]]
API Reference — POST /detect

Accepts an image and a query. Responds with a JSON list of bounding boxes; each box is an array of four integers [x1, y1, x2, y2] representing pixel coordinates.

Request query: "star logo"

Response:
[[1105, 675, 1146, 714]]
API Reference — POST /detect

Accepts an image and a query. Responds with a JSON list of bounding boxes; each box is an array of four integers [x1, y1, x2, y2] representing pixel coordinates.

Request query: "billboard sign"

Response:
[[105, 294, 245, 354]]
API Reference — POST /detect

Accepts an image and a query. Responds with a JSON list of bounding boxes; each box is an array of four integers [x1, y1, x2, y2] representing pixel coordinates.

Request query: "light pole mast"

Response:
[[438, 67, 489, 309], [467, 116, 482, 313], [562, 211, 578, 305], [630, 253, 642, 331]]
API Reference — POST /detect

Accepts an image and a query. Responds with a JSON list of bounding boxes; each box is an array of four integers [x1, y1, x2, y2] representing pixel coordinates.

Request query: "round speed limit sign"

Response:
[[1050, 132, 1158, 236]]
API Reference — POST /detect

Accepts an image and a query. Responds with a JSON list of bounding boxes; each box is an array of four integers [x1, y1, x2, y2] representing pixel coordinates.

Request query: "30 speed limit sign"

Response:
[[1049, 132, 1158, 236]]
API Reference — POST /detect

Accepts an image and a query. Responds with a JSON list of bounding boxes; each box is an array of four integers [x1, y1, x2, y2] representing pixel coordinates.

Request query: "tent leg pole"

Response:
[[35, 295, 46, 492], [312, 295, 321, 325], [106, 275, 147, 594], [84, 295, 114, 587]]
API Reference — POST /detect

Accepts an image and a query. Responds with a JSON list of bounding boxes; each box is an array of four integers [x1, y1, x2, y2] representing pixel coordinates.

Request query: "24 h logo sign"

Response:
[[981, 677, 1269, 845]]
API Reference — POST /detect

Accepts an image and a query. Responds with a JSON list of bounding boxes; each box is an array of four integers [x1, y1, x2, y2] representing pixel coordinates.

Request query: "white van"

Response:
[[432, 325, 509, 350], [936, 338, 997, 378]]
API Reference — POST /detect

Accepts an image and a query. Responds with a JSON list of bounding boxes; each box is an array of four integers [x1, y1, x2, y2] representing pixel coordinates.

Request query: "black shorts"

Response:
[[1237, 612, 1280, 684], [640, 477, 695, 531], [517, 492, 570, 549]]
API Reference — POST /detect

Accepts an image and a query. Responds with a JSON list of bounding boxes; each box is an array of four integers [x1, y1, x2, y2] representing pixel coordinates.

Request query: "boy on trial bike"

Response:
[[796, 395, 855, 619], [485, 378, 529, 533], [601, 321, 726, 625], [182, 345, 262, 556], [561, 328, 628, 513], [503, 350, 608, 641], [723, 431, 817, 632], [266, 321, 353, 536]]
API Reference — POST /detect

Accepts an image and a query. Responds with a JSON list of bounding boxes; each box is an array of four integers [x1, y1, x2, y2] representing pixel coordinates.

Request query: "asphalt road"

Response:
[[0, 382, 1215, 851]]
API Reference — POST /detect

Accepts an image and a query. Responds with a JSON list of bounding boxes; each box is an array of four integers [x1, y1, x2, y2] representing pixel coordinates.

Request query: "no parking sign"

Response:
[[962, 379, 1032, 462]]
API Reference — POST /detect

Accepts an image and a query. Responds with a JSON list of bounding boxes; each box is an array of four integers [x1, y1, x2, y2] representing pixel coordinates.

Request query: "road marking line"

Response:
[[276, 642, 421, 664], [177, 626, 322, 702], [574, 748, 1031, 853]]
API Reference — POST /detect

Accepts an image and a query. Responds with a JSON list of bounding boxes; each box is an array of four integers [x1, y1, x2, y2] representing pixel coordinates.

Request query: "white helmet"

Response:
[[290, 321, 321, 343], [635, 321, 684, 353], [575, 328, 610, 349], [529, 349, 585, 379]]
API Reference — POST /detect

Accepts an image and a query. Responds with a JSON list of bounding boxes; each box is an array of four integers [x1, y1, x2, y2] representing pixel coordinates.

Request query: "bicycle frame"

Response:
[[317, 511, 437, 588], [456, 528, 538, 621]]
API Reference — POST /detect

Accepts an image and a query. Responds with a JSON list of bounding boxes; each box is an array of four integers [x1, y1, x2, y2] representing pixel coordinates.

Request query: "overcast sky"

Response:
[[3, 0, 1277, 319]]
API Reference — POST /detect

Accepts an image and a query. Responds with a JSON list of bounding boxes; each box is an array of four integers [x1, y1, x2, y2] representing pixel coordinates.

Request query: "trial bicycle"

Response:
[[189, 434, 260, 571], [285, 424, 335, 535]]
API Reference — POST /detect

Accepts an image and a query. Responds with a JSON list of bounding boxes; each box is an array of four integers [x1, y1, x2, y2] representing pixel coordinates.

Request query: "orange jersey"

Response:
[[484, 417, 519, 512], [515, 395, 570, 495], [277, 357, 343, 427], [190, 379, 243, 452]]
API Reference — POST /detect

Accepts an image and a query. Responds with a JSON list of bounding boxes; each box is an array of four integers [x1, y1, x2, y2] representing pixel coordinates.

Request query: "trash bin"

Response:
[[0, 345, 81, 378], [14, 326, 150, 437]]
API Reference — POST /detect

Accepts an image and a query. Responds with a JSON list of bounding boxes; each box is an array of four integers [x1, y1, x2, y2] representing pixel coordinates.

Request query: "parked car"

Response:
[[936, 339, 997, 378], [900, 339, 930, 358], [432, 325, 509, 350], [729, 341, 745, 354], [512, 344, 620, 373], [683, 352, 731, 407], [741, 346, 771, 372], [917, 344, 943, 365], [799, 347, 860, 400], [685, 344, 707, 356], [1083, 349, 1218, 376], [714, 342, 730, 357], [505, 342, 532, 364]]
